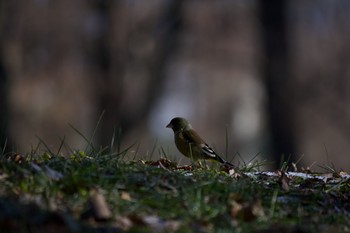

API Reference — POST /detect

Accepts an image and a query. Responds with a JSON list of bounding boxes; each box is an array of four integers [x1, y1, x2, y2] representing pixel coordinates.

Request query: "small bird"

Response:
[[166, 117, 234, 167]]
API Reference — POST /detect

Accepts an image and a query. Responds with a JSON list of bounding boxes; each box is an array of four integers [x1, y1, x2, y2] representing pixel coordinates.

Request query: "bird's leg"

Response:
[[189, 159, 205, 169], [189, 143, 194, 161], [188, 144, 202, 169], [199, 159, 210, 169]]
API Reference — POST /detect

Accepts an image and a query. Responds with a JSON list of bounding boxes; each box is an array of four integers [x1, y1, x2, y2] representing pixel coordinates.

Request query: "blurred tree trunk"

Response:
[[117, 0, 184, 135], [90, 0, 123, 149], [0, 1, 12, 155], [0, 58, 10, 154], [93, 0, 183, 149], [259, 0, 297, 168]]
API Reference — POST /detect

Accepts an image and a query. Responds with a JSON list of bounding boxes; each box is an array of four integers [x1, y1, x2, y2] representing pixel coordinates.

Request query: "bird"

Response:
[[166, 117, 234, 167]]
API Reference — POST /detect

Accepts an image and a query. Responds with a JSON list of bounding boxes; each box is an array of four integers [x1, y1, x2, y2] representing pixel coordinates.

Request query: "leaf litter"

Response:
[[0, 156, 349, 232]]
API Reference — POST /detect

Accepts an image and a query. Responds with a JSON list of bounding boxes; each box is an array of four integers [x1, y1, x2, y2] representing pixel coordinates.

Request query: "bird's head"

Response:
[[166, 117, 191, 133]]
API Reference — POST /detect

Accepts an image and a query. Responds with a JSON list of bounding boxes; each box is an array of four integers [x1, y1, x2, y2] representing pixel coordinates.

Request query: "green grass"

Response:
[[0, 146, 349, 233]]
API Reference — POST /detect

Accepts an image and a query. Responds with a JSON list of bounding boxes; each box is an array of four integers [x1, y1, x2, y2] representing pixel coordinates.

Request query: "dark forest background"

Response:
[[1, 0, 350, 170]]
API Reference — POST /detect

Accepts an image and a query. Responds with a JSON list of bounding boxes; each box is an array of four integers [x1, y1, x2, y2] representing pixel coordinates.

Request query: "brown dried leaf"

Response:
[[176, 165, 194, 171], [220, 164, 235, 175], [89, 188, 112, 221], [229, 199, 242, 219], [145, 159, 177, 169], [114, 215, 133, 231], [278, 171, 291, 192], [228, 193, 264, 222], [229, 170, 241, 179], [120, 191, 131, 201], [8, 154, 25, 164]]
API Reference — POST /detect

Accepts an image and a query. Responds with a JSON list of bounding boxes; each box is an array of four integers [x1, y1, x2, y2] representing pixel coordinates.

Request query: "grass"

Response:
[[0, 135, 349, 232]]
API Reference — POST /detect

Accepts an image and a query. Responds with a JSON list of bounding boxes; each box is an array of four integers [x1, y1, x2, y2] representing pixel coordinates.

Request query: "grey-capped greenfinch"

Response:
[[167, 117, 234, 167]]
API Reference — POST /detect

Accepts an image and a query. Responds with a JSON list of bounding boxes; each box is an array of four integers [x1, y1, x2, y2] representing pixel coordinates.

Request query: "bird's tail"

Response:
[[223, 161, 234, 168], [215, 154, 234, 168]]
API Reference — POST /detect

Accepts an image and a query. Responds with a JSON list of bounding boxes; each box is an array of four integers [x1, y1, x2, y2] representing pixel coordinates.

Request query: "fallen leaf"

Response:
[[89, 188, 112, 221], [10, 154, 24, 164], [114, 215, 133, 231], [278, 171, 291, 192], [145, 159, 177, 169], [229, 198, 242, 219], [229, 169, 241, 179], [220, 164, 235, 175], [120, 191, 131, 201], [228, 193, 264, 222], [229, 168, 236, 176], [176, 165, 193, 171]]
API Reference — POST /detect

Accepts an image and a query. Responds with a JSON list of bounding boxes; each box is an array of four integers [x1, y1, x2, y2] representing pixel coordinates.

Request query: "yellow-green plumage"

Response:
[[174, 129, 203, 160], [166, 117, 233, 166]]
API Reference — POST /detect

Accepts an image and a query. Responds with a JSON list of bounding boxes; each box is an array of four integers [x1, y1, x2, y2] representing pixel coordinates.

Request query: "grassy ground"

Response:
[[0, 148, 349, 233]]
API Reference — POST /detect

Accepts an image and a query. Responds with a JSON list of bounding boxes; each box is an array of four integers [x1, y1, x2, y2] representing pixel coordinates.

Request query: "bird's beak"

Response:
[[166, 123, 172, 128]]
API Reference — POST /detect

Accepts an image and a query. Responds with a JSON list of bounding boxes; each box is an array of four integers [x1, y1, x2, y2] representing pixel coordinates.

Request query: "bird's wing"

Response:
[[183, 129, 218, 160], [182, 129, 204, 144]]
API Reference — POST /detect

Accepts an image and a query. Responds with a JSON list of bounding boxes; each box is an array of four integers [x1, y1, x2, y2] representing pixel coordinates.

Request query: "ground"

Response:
[[0, 151, 349, 233]]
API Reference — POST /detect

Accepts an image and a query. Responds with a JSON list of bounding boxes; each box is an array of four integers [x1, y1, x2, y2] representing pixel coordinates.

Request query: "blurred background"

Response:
[[1, 0, 350, 170]]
